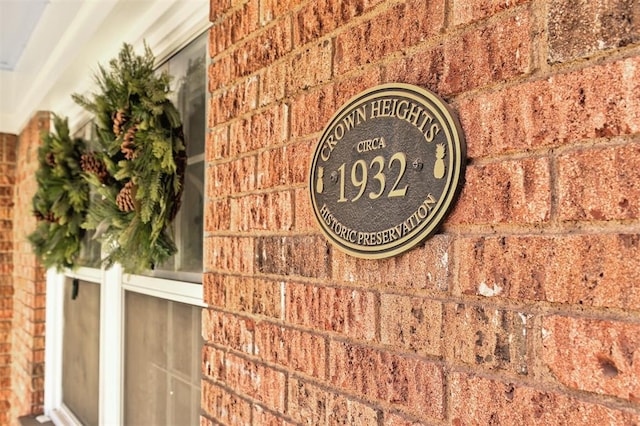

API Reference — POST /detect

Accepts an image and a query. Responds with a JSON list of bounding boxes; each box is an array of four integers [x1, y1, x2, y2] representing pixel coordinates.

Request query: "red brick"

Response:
[[558, 143, 640, 221], [456, 234, 640, 310], [290, 68, 381, 139], [329, 341, 444, 419], [290, 84, 337, 139], [201, 379, 252, 424], [253, 405, 296, 425], [445, 304, 530, 375], [255, 235, 331, 278], [380, 294, 442, 357], [287, 139, 314, 185], [205, 198, 230, 232], [327, 393, 379, 425], [9, 112, 47, 420], [230, 16, 293, 78], [542, 316, 640, 402], [229, 103, 288, 156], [255, 322, 326, 378], [230, 191, 293, 232], [457, 56, 640, 158], [209, 0, 232, 24], [286, 39, 333, 95], [287, 378, 328, 424], [206, 156, 256, 198], [257, 146, 290, 190], [332, 234, 452, 290], [259, 61, 287, 107], [382, 46, 445, 95], [293, 0, 383, 47], [202, 309, 254, 354], [386, 10, 532, 96], [208, 56, 231, 92], [203, 273, 226, 308], [260, 0, 305, 24], [253, 279, 283, 318], [209, 0, 259, 58], [204, 127, 229, 163], [450, 373, 640, 425], [286, 282, 377, 341], [452, 0, 529, 26], [439, 11, 532, 96], [293, 187, 316, 232], [383, 412, 427, 426], [548, 0, 640, 63], [204, 236, 255, 274], [224, 353, 286, 411], [225, 277, 283, 319], [334, 0, 445, 75], [220, 275, 251, 313], [208, 77, 258, 126], [447, 157, 551, 225], [199, 415, 213, 426]]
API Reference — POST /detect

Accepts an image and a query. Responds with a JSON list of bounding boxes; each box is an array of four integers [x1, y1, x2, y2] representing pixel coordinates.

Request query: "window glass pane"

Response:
[[73, 121, 101, 268], [172, 39, 206, 158], [148, 33, 206, 281], [76, 229, 101, 268], [176, 160, 204, 273], [62, 279, 100, 426], [124, 291, 202, 425]]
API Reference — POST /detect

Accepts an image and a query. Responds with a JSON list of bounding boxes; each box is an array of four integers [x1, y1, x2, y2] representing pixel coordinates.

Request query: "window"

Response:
[[61, 279, 100, 426], [149, 35, 206, 282], [124, 293, 202, 424], [45, 29, 208, 426]]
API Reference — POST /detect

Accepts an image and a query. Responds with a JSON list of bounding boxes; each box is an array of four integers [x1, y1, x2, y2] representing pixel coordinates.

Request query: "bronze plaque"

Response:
[[309, 83, 466, 259]]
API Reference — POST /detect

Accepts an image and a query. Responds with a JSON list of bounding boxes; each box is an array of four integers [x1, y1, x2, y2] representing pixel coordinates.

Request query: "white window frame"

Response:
[[46, 267, 206, 425], [42, 2, 210, 423]]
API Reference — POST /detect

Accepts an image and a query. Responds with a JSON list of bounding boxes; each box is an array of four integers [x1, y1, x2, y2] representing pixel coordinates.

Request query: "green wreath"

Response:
[[28, 114, 90, 270], [73, 43, 186, 274]]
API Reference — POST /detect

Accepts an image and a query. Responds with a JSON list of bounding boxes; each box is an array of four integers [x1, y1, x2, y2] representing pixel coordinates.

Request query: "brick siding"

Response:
[[203, 0, 640, 424], [0, 132, 16, 426], [9, 113, 49, 423]]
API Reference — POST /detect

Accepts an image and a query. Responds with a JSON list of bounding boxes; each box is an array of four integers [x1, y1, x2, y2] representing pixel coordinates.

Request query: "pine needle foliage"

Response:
[[73, 43, 186, 274], [28, 114, 90, 270]]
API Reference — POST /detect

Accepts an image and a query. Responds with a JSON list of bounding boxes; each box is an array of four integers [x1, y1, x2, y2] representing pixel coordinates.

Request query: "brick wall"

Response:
[[9, 112, 49, 422], [203, 0, 640, 424], [0, 132, 16, 426]]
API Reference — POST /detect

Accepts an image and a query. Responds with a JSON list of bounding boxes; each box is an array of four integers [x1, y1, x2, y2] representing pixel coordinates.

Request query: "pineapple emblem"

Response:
[[434, 144, 446, 179], [316, 166, 324, 193]]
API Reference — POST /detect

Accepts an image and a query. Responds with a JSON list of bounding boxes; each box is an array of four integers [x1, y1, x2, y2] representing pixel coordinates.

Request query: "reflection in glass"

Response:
[[150, 33, 206, 281], [73, 122, 102, 268]]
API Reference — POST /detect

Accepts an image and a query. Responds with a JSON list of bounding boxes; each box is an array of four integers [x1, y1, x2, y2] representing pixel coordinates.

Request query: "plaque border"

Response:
[[309, 83, 466, 259]]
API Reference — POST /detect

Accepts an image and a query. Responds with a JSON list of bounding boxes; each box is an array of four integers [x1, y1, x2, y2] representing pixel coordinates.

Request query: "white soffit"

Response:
[[0, 0, 209, 134], [0, 0, 48, 71]]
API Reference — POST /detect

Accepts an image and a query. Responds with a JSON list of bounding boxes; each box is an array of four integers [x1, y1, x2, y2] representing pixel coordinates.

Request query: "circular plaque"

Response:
[[309, 83, 466, 259]]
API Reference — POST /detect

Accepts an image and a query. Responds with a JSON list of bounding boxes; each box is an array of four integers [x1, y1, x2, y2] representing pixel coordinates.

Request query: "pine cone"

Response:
[[35, 210, 56, 223], [45, 152, 56, 167], [44, 212, 57, 222], [112, 109, 127, 136], [81, 152, 109, 183], [121, 124, 138, 160], [116, 181, 136, 212]]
